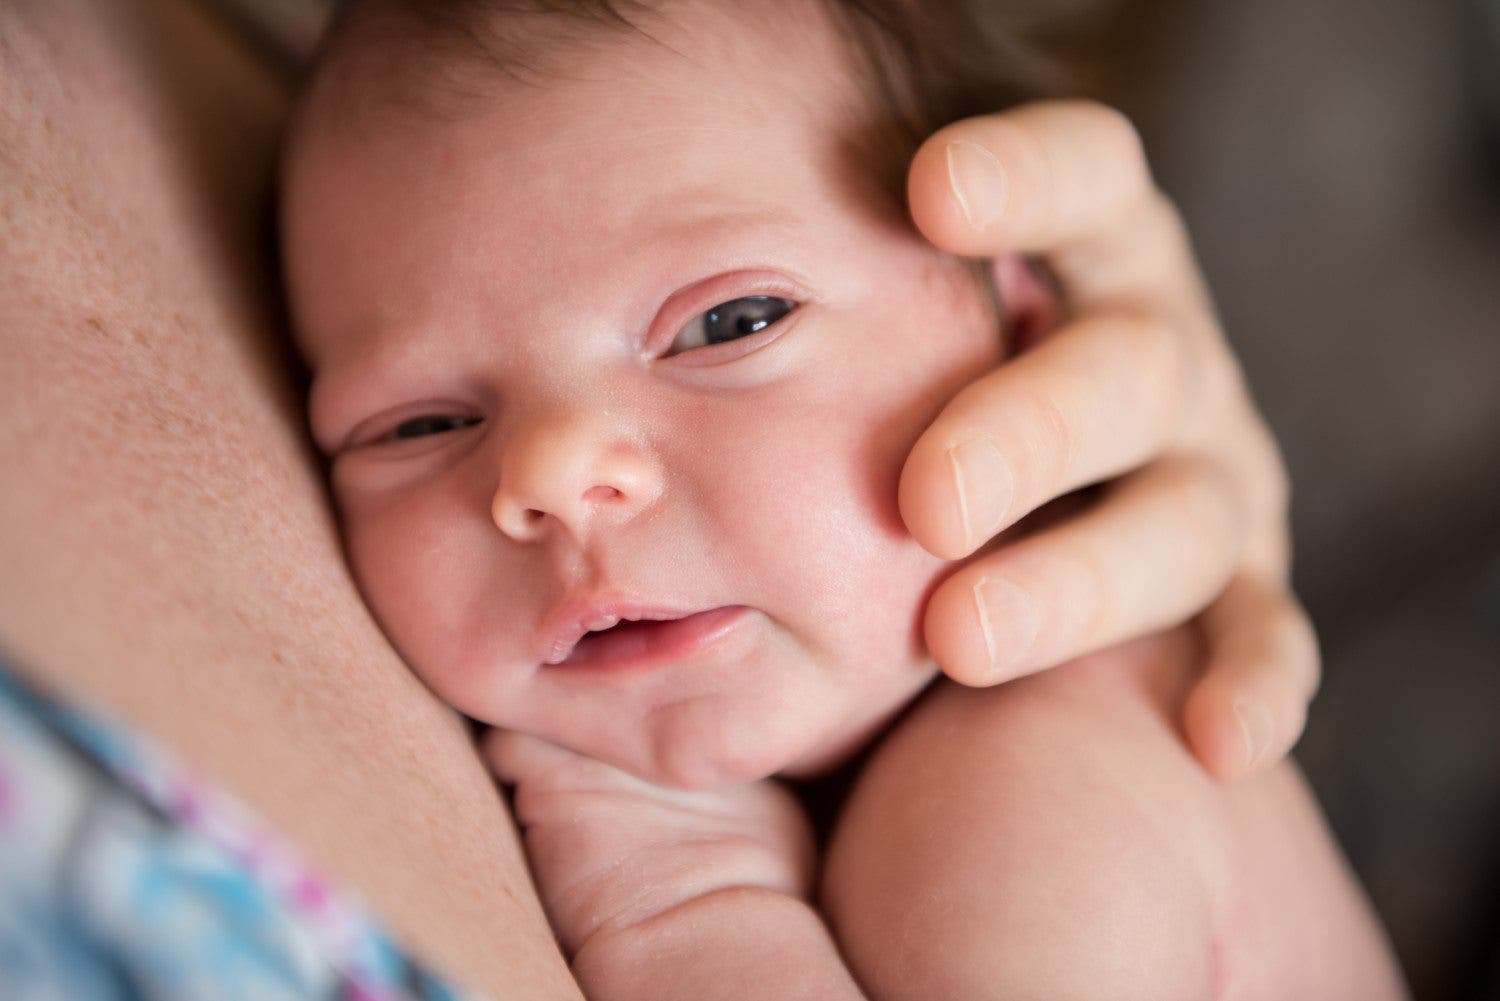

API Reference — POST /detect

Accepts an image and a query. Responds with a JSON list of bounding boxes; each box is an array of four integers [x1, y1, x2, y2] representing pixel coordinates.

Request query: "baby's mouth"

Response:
[[568, 617, 672, 658], [544, 606, 750, 671]]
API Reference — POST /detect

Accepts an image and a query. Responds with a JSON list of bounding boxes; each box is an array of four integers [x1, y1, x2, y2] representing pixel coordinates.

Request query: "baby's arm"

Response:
[[822, 629, 1407, 1001], [485, 732, 868, 1001]]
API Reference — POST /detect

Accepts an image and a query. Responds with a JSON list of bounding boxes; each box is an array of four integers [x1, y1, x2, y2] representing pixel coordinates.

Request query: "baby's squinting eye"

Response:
[[667, 296, 797, 355], [388, 414, 481, 441]]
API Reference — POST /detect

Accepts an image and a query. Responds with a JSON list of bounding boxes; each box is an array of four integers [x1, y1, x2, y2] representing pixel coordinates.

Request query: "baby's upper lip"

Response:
[[535, 592, 699, 665]]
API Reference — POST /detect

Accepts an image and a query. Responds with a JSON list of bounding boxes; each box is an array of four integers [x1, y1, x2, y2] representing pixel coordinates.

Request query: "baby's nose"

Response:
[[490, 408, 662, 543]]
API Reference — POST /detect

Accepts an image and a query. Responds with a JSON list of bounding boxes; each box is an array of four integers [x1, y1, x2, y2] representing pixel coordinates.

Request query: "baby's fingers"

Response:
[[483, 729, 639, 794], [924, 456, 1245, 686], [901, 310, 1197, 561], [484, 729, 575, 784], [1183, 574, 1320, 780]]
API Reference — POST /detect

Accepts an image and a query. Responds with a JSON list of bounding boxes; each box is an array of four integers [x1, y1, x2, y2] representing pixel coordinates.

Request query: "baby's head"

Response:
[[284, 0, 1036, 788]]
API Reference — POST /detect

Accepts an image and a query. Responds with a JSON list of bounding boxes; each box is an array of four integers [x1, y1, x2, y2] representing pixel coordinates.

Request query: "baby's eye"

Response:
[[387, 414, 481, 441], [667, 296, 797, 355]]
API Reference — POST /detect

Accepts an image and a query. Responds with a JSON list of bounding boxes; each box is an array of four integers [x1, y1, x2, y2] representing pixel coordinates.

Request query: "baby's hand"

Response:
[[482, 730, 815, 959], [901, 102, 1316, 780]]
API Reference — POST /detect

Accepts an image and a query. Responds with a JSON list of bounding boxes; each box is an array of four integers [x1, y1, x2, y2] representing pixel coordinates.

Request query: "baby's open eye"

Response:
[[387, 414, 481, 441], [667, 296, 797, 355]]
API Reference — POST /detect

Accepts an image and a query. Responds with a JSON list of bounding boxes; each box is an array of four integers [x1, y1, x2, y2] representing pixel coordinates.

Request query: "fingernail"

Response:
[[972, 577, 1038, 680], [946, 140, 1008, 229], [1234, 697, 1275, 771], [947, 438, 1012, 554]]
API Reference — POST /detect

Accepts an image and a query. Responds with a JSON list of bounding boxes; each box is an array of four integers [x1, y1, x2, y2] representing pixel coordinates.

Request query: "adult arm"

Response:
[[901, 103, 1316, 778], [0, 1, 579, 996]]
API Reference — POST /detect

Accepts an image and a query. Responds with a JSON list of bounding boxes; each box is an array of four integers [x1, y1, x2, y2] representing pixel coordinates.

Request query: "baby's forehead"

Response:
[[312, 0, 875, 130], [284, 2, 932, 374]]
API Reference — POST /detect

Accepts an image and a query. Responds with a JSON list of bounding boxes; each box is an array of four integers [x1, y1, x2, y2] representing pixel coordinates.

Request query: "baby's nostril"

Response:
[[583, 485, 624, 504]]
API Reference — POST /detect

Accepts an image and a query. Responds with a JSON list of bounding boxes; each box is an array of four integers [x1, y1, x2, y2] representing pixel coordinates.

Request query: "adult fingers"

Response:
[[900, 308, 1199, 561], [1183, 574, 1321, 780], [908, 101, 1209, 313], [924, 456, 1246, 687], [908, 100, 1149, 257]]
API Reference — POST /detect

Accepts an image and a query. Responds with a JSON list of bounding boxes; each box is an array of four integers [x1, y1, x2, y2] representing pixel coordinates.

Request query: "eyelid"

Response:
[[644, 269, 815, 361], [339, 400, 483, 453]]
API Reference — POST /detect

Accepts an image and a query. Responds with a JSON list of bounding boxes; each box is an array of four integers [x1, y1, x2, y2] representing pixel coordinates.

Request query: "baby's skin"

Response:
[[284, 2, 1407, 997]]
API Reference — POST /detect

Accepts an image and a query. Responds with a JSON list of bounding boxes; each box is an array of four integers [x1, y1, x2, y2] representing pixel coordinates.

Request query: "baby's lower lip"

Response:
[[549, 606, 751, 672]]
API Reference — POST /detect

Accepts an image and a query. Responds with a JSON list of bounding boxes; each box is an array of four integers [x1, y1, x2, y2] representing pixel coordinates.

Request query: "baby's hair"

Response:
[[311, 0, 1059, 200]]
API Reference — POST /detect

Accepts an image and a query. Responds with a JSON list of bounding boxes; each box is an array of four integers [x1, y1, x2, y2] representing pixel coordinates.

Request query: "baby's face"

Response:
[[286, 1, 1001, 788]]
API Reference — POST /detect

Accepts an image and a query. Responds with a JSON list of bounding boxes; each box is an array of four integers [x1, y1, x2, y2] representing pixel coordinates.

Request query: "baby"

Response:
[[283, 0, 1407, 997]]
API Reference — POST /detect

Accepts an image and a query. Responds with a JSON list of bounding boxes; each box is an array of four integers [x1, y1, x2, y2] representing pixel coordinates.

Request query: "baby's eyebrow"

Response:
[[306, 336, 452, 452], [637, 198, 800, 252], [623, 204, 817, 300]]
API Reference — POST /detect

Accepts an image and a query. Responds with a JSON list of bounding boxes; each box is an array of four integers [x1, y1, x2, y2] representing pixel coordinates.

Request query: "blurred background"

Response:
[[1094, 2, 1500, 997], [209, 0, 1500, 995]]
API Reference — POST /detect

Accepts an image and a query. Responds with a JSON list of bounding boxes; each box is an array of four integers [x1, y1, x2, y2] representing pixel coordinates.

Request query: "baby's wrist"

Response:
[[572, 886, 854, 1001], [532, 823, 815, 957]]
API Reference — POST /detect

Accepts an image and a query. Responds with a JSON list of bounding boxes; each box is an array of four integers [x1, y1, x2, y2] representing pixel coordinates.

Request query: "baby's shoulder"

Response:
[[867, 625, 1205, 791], [821, 627, 1226, 998]]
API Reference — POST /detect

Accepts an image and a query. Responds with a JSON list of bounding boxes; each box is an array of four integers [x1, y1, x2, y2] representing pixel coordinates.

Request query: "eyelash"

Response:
[[386, 414, 482, 441], [346, 275, 811, 448], [663, 295, 800, 358], [650, 272, 810, 364], [340, 406, 483, 452]]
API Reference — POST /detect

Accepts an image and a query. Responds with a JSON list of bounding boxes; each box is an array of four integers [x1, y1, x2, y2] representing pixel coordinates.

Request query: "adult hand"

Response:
[[900, 101, 1315, 780]]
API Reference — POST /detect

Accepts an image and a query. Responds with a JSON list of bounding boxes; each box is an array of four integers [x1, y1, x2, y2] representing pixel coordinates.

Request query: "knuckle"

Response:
[[1081, 312, 1183, 451], [1192, 337, 1248, 424], [1245, 522, 1293, 581], [1141, 191, 1198, 285], [1145, 187, 1189, 240], [1254, 428, 1293, 517], [1233, 581, 1321, 703], [1055, 535, 1116, 646], [1278, 604, 1322, 697], [1065, 100, 1145, 163], [1080, 102, 1151, 200], [1003, 120, 1058, 232], [1163, 465, 1242, 590], [1050, 102, 1152, 228], [1234, 428, 1294, 576], [1023, 385, 1078, 498], [1120, 313, 1185, 427]]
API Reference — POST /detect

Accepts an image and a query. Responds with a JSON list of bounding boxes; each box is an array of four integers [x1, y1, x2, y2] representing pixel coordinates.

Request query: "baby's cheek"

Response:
[[343, 512, 439, 654], [708, 408, 939, 653], [340, 494, 495, 699]]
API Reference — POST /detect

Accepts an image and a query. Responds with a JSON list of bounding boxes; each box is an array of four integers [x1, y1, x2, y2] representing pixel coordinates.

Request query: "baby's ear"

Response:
[[991, 254, 1063, 354]]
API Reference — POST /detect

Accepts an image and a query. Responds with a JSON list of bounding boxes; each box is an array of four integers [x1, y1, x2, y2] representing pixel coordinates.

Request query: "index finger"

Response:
[[907, 101, 1203, 310]]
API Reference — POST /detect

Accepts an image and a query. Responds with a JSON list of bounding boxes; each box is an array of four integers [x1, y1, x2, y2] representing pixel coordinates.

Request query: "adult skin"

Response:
[[904, 105, 1315, 778], [0, 0, 581, 996], [0, 0, 1315, 996]]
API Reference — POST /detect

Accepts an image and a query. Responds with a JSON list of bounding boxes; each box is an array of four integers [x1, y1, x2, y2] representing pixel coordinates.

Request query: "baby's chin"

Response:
[[610, 676, 934, 791], [629, 713, 820, 791]]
